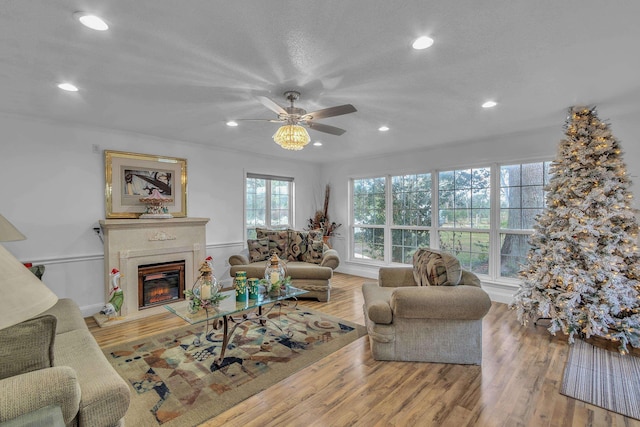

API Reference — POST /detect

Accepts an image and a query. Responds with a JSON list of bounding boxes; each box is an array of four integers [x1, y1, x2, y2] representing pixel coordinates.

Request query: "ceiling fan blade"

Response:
[[307, 121, 347, 136], [235, 118, 284, 123], [257, 96, 288, 115], [302, 104, 357, 120]]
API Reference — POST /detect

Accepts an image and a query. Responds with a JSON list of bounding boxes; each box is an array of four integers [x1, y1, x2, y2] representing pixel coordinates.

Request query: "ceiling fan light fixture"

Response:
[[273, 125, 310, 150]]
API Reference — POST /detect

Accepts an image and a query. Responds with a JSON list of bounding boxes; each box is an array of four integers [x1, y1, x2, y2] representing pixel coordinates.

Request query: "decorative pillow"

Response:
[[305, 239, 325, 264], [412, 248, 462, 286], [0, 315, 57, 380], [287, 230, 309, 261], [308, 229, 324, 242], [255, 228, 289, 258], [255, 227, 269, 239], [247, 238, 270, 263], [267, 230, 289, 258]]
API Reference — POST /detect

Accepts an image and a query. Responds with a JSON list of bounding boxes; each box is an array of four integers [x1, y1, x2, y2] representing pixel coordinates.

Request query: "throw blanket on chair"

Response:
[[412, 248, 462, 286]]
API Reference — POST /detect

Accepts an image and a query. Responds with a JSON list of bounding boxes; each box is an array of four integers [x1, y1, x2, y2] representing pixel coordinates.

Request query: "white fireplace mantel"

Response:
[[98, 217, 209, 323]]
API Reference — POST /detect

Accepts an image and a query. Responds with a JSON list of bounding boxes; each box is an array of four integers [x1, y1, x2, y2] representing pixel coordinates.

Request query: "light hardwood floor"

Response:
[[88, 273, 640, 427]]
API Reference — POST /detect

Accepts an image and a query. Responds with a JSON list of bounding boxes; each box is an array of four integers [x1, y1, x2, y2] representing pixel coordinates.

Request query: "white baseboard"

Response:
[[80, 303, 105, 318]]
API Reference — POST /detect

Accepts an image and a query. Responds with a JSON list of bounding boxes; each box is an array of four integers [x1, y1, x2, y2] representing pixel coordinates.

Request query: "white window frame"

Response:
[[348, 158, 552, 283], [244, 173, 294, 240]]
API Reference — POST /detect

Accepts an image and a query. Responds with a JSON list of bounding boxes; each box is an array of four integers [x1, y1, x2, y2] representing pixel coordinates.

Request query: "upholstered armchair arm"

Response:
[[378, 267, 416, 287], [320, 248, 340, 270], [0, 366, 81, 425], [390, 285, 491, 320], [362, 282, 394, 324], [228, 254, 249, 266], [460, 270, 482, 287]]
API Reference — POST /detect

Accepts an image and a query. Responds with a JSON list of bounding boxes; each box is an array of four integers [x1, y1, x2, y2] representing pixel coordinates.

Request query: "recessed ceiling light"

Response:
[[378, 126, 390, 132], [313, 141, 323, 147], [226, 121, 238, 127], [58, 83, 79, 92], [482, 101, 497, 108], [74, 12, 109, 31], [412, 36, 434, 50]]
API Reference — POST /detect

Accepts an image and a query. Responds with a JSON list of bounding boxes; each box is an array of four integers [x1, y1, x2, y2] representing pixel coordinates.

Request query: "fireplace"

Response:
[[97, 217, 209, 324], [138, 261, 185, 309]]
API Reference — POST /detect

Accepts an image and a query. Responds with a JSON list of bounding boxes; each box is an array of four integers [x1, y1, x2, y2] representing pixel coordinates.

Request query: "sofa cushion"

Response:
[[56, 329, 130, 426], [0, 315, 56, 380], [412, 248, 462, 286], [247, 238, 270, 262]]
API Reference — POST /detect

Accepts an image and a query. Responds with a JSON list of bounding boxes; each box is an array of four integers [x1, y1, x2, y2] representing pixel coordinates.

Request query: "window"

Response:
[[349, 160, 551, 282], [391, 173, 431, 263], [245, 174, 293, 239], [438, 167, 491, 274], [352, 177, 386, 261], [499, 161, 551, 277]]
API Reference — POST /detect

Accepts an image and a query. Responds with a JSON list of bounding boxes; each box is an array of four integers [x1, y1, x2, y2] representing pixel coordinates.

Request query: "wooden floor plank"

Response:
[[87, 272, 640, 427]]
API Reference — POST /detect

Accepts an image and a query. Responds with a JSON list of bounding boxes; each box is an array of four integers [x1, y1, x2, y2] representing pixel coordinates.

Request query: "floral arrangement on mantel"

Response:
[[307, 184, 342, 237], [185, 256, 229, 313]]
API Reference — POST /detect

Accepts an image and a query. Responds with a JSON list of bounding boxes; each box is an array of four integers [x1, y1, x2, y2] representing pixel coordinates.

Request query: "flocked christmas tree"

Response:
[[511, 106, 640, 354]]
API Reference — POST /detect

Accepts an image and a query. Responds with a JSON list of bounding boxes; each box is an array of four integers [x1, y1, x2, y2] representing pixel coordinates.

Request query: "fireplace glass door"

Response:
[[138, 261, 185, 309]]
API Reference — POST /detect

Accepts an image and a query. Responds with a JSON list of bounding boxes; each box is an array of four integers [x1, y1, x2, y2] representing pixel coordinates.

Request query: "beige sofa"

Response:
[[362, 266, 491, 364], [0, 298, 130, 426], [229, 228, 340, 302]]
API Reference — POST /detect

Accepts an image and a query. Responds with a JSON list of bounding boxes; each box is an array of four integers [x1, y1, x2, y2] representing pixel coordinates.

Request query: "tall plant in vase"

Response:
[[307, 184, 342, 246]]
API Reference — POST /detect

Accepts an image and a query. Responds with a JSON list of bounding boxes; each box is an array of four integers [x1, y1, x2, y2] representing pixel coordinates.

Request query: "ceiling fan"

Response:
[[253, 90, 357, 136], [237, 91, 357, 150]]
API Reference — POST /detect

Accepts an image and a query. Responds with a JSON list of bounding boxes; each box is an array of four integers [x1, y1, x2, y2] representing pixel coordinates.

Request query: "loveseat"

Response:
[[229, 228, 340, 302], [362, 248, 491, 364], [0, 298, 130, 426]]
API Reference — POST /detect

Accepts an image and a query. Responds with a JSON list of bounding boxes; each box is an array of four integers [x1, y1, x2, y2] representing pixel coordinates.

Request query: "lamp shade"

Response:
[[272, 124, 310, 150], [0, 244, 58, 330], [0, 214, 26, 242]]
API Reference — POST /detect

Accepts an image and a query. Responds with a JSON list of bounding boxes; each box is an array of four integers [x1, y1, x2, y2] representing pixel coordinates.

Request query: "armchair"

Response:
[[362, 266, 491, 364]]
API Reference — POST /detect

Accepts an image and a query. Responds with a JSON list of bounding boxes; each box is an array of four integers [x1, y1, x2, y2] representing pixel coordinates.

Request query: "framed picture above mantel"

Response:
[[105, 150, 187, 219]]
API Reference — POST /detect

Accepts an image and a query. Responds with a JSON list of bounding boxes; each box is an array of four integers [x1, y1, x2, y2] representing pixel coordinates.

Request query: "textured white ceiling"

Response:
[[1, 1, 639, 163]]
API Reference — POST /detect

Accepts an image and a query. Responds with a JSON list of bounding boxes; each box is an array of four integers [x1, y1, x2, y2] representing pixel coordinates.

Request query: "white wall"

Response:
[[2, 107, 638, 312], [0, 114, 323, 315], [322, 109, 640, 303]]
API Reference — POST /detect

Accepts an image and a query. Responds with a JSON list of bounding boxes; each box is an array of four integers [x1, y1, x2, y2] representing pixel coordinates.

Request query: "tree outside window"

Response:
[[499, 161, 551, 277]]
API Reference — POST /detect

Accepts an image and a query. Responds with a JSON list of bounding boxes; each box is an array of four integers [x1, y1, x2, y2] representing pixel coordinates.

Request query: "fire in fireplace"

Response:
[[138, 261, 185, 309]]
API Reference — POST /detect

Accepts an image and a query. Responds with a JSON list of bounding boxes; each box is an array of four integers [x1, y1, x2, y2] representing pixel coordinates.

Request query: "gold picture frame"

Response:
[[105, 150, 187, 218]]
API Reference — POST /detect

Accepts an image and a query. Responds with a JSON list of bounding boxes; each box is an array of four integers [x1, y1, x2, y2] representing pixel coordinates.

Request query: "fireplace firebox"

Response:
[[138, 261, 185, 309]]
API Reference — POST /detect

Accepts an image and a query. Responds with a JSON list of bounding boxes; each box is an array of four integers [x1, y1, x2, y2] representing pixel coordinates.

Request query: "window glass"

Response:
[[245, 175, 293, 239], [499, 161, 552, 277], [350, 161, 550, 280]]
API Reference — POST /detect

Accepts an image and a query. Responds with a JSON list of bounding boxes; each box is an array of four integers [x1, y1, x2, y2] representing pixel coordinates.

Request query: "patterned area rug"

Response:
[[103, 305, 366, 426], [560, 339, 640, 420]]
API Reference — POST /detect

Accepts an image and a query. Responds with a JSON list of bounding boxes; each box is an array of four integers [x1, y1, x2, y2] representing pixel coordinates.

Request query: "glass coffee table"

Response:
[[165, 286, 308, 364]]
